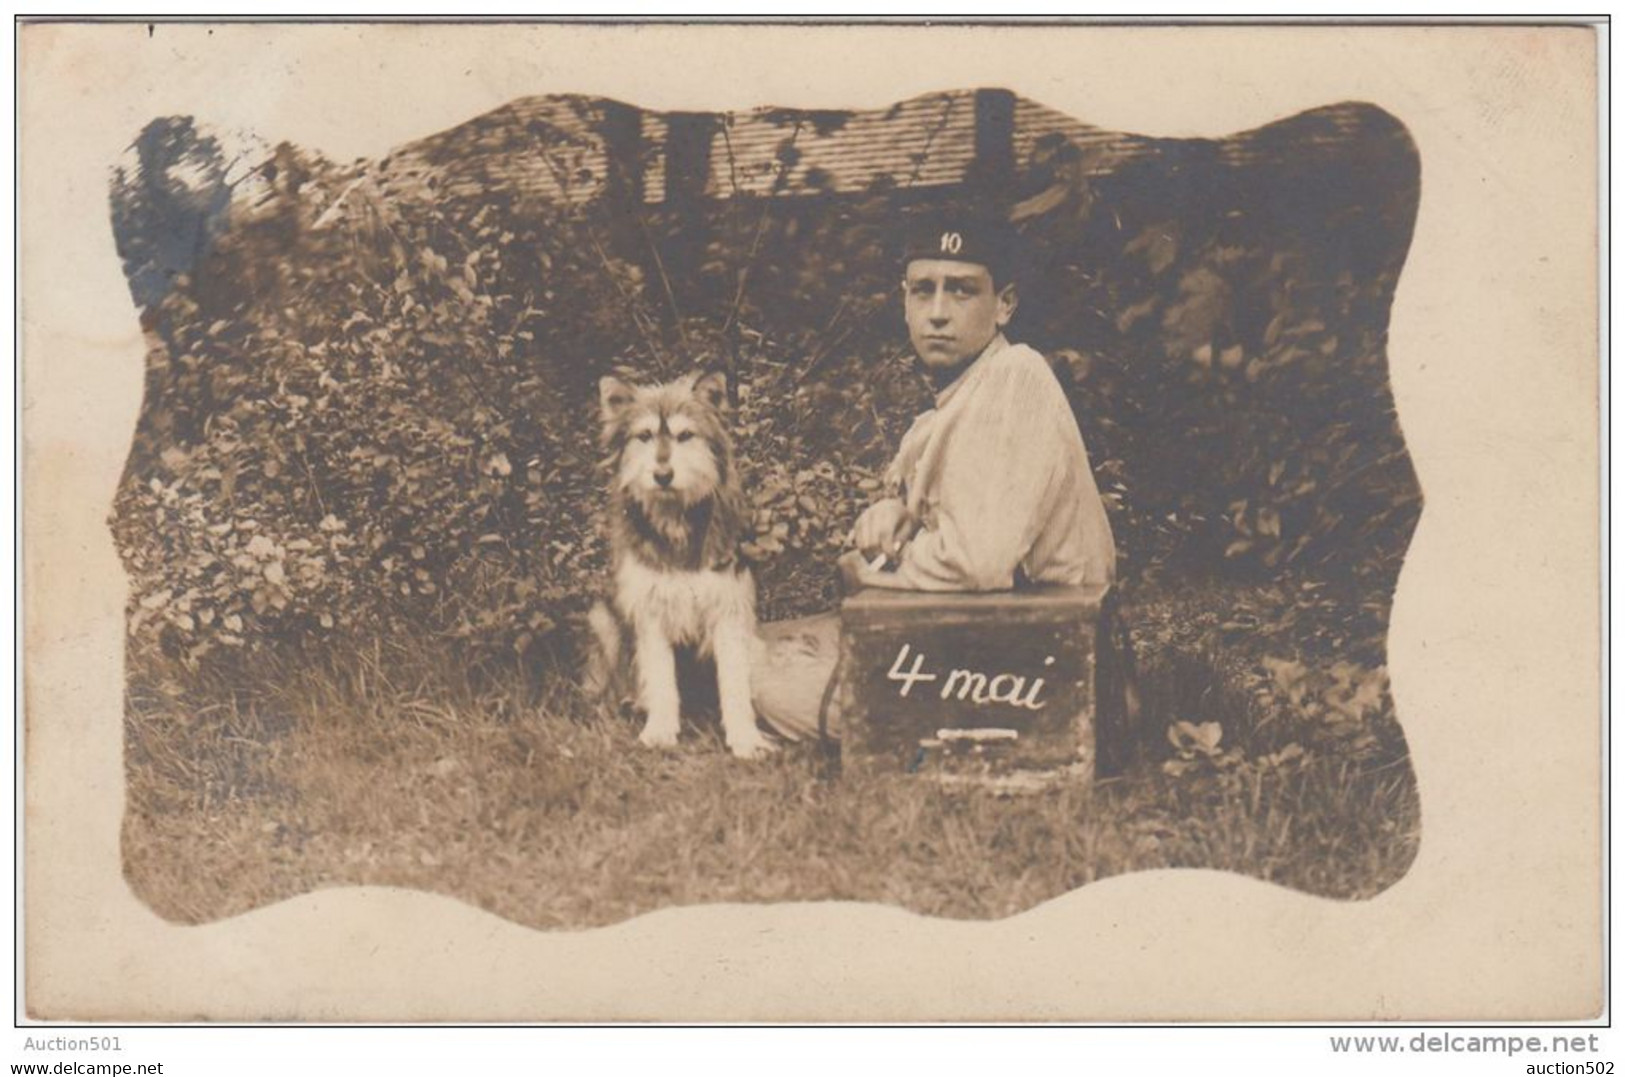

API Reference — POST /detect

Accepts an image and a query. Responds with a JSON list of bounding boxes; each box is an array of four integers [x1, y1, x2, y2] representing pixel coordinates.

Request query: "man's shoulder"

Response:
[[998, 341, 1052, 370], [983, 341, 1064, 393]]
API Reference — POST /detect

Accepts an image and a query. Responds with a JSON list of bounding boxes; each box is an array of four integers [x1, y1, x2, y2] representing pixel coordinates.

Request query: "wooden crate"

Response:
[[832, 584, 1109, 779]]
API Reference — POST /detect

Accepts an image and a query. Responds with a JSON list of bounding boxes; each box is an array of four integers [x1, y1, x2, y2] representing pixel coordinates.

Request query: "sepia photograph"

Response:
[[19, 20, 1602, 1030], [110, 83, 1422, 927]]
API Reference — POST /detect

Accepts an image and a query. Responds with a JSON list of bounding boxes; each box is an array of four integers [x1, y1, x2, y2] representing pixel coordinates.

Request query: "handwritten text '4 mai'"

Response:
[[885, 643, 1054, 710]]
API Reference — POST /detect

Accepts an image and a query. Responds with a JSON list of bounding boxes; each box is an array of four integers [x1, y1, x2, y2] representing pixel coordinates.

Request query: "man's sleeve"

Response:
[[881, 356, 1065, 591]]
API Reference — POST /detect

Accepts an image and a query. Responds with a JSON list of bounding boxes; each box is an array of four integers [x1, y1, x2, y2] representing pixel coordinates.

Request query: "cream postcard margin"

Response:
[[20, 23, 1601, 1020]]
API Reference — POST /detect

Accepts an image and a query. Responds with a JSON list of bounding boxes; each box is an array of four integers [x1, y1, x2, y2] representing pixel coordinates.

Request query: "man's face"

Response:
[[902, 259, 1018, 371]]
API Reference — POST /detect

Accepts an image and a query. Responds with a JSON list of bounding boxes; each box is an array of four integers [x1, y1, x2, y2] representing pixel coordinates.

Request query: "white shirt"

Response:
[[879, 334, 1116, 591]]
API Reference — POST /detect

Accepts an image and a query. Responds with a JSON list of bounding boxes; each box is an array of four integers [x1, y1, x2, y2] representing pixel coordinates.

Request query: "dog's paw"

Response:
[[726, 734, 778, 761], [638, 723, 681, 750]]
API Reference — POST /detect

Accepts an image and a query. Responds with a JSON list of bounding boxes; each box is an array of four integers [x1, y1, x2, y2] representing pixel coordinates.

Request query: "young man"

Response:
[[841, 214, 1115, 592], [752, 210, 1119, 741]]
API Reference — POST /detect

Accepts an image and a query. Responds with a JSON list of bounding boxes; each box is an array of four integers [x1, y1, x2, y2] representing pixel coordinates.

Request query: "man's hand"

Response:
[[851, 498, 916, 562]]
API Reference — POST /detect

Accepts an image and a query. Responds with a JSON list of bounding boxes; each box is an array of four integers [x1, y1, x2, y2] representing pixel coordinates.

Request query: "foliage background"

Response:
[[110, 94, 1421, 783]]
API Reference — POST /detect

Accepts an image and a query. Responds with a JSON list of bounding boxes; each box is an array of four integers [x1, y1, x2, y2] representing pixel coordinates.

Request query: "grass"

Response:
[[122, 609, 1420, 929]]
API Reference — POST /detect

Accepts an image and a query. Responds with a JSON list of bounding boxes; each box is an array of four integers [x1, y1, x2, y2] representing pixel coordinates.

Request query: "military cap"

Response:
[[899, 208, 1023, 284]]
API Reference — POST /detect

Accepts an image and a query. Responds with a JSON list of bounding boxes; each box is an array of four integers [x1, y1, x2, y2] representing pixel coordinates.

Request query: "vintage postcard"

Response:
[[20, 21, 1601, 1020]]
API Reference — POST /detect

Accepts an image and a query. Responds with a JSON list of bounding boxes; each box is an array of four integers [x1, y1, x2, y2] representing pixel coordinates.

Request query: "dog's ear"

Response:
[[599, 376, 635, 423], [692, 370, 729, 412]]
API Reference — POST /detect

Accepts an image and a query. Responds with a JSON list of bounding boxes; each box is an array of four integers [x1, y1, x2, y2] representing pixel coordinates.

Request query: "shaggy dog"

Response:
[[584, 370, 772, 759]]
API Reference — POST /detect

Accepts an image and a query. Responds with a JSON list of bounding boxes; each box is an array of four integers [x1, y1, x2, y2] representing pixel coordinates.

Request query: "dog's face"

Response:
[[599, 371, 732, 510]]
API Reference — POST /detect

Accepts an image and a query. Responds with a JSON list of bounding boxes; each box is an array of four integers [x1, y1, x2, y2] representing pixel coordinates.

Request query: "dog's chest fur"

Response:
[[613, 557, 755, 653], [612, 497, 732, 574]]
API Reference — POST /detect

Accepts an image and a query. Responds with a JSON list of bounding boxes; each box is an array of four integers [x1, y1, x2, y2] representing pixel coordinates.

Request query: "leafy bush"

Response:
[[110, 100, 1421, 678]]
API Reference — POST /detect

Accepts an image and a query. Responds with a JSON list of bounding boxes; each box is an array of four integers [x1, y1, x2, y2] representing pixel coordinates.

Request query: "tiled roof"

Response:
[[375, 92, 1405, 206], [383, 95, 615, 204], [695, 93, 976, 197]]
